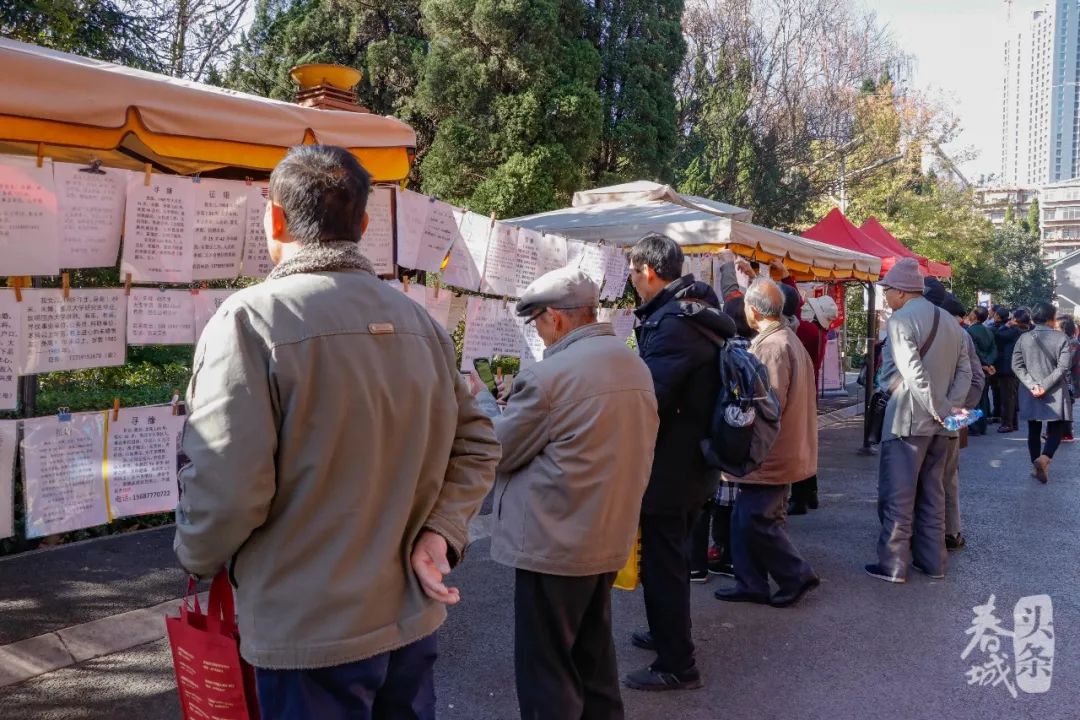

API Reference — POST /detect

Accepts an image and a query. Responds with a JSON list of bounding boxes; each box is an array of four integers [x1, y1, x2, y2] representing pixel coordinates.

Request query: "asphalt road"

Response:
[[1, 418, 1077, 720]]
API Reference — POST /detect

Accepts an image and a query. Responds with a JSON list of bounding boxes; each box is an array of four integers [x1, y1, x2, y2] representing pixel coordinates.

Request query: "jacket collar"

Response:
[[634, 275, 699, 320], [750, 319, 784, 350], [543, 322, 615, 359], [266, 241, 375, 281]]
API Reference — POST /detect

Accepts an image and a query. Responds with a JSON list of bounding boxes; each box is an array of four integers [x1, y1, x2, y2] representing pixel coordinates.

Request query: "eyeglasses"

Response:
[[524, 308, 547, 325]]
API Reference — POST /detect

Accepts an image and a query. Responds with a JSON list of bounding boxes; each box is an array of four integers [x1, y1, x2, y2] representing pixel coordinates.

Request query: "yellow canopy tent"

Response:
[[0, 38, 416, 181]]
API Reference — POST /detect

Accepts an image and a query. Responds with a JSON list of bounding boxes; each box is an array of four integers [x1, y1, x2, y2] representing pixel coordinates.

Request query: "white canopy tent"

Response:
[[571, 180, 753, 222], [511, 184, 881, 281]]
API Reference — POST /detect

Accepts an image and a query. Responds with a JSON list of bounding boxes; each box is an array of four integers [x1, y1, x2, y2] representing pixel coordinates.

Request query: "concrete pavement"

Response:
[[1, 417, 1077, 719]]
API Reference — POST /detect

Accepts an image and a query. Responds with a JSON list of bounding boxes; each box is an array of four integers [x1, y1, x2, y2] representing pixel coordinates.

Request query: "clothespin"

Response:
[[403, 275, 410, 292], [36, 143, 44, 168], [7, 276, 29, 302], [502, 296, 509, 309], [123, 273, 132, 296], [79, 158, 105, 175], [489, 212, 497, 228], [170, 389, 181, 416], [244, 176, 253, 186], [62, 272, 70, 300], [143, 163, 152, 186], [434, 278, 441, 299], [57, 407, 71, 423], [496, 367, 503, 382], [190, 282, 200, 296], [112, 398, 121, 422]]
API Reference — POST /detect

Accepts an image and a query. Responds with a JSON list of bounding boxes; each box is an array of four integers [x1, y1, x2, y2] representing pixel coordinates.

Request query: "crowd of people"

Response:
[[168, 146, 1080, 719]]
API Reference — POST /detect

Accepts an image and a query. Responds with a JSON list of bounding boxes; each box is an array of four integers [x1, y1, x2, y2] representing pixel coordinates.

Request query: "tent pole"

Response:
[[859, 281, 878, 454]]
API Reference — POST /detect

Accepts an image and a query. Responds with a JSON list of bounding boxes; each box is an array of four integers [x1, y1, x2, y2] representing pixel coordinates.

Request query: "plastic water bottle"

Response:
[[942, 408, 984, 431]]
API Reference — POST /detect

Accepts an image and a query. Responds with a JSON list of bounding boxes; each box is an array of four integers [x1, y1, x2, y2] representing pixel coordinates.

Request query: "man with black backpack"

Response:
[[623, 234, 736, 692]]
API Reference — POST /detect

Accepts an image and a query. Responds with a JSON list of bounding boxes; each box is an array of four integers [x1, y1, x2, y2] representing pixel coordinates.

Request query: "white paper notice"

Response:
[[414, 198, 461, 272], [191, 179, 245, 280], [107, 406, 185, 519], [193, 290, 237, 343], [460, 297, 525, 370], [0, 420, 15, 539], [54, 162, 126, 268], [388, 279, 428, 307], [0, 155, 60, 276], [515, 229, 567, 296], [0, 290, 18, 411], [565, 240, 586, 269], [241, 184, 274, 278], [600, 245, 631, 301], [22, 413, 109, 538], [441, 211, 490, 292], [19, 289, 127, 374], [425, 286, 453, 330], [517, 315, 546, 367], [481, 222, 519, 297], [683, 255, 713, 287], [577, 243, 607, 288], [360, 186, 395, 275], [599, 307, 637, 344], [127, 289, 196, 345], [394, 189, 432, 270], [121, 173, 195, 282]]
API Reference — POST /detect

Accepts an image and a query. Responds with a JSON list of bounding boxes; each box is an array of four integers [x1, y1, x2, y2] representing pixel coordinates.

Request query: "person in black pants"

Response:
[[625, 234, 736, 691], [994, 308, 1030, 432]]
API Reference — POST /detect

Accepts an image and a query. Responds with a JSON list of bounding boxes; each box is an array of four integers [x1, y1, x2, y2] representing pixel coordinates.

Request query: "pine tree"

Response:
[[415, 0, 602, 216]]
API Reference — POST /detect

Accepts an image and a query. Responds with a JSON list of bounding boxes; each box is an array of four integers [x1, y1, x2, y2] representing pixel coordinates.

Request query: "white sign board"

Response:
[[360, 186, 395, 274], [54, 162, 126, 268], [0, 421, 15, 539], [127, 289, 196, 345], [107, 406, 184, 518], [241, 184, 274, 278], [0, 154, 60, 276], [191, 179, 245, 281], [19, 289, 127, 374], [121, 173, 195, 283]]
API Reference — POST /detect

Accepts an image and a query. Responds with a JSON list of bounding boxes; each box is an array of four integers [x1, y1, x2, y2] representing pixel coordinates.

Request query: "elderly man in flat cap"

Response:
[[471, 266, 659, 720], [866, 258, 971, 584]]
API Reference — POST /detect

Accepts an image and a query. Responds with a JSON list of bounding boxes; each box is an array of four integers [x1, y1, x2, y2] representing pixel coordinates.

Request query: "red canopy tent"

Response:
[[860, 216, 952, 279], [801, 208, 897, 266]]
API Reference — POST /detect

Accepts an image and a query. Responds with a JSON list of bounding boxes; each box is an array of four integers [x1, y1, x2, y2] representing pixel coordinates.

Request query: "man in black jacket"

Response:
[[622, 234, 736, 692]]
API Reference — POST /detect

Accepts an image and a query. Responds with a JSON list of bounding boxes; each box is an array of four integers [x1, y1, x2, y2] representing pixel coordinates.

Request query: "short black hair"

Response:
[[994, 305, 1009, 322], [1031, 301, 1057, 325], [724, 296, 755, 339], [973, 306, 989, 323], [1059, 316, 1077, 338], [629, 233, 684, 282], [942, 294, 966, 318], [1013, 307, 1031, 326], [779, 283, 800, 317], [269, 145, 372, 245]]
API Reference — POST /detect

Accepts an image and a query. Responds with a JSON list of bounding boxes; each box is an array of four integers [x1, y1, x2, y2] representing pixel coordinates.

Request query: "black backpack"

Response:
[[694, 332, 782, 477]]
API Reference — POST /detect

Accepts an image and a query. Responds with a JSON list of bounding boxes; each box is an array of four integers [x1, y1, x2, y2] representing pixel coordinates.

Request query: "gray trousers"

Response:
[[943, 437, 961, 536], [877, 435, 952, 578], [732, 484, 816, 597]]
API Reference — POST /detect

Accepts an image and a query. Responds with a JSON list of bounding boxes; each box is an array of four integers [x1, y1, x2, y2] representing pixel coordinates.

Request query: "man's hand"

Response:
[[494, 374, 514, 406], [411, 530, 460, 605], [1032, 385, 1046, 398], [768, 258, 789, 279], [735, 259, 755, 278], [716, 249, 737, 265], [983, 365, 996, 376], [465, 371, 486, 397]]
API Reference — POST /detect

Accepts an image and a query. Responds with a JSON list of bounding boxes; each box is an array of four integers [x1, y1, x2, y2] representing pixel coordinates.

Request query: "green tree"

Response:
[[415, 0, 602, 217], [993, 218, 1055, 308], [587, 0, 686, 183], [0, 0, 153, 67]]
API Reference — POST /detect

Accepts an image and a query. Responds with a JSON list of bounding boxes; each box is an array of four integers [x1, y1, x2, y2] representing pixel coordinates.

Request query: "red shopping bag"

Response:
[[166, 570, 260, 720]]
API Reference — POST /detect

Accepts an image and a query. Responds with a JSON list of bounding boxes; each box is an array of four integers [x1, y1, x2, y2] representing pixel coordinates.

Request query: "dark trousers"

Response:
[[999, 376, 1020, 428], [971, 382, 991, 435], [877, 435, 951, 578], [1027, 420, 1069, 462], [989, 375, 1002, 420], [514, 569, 623, 720], [789, 475, 818, 507], [730, 484, 815, 597], [640, 508, 698, 673], [254, 634, 437, 720], [690, 500, 731, 572]]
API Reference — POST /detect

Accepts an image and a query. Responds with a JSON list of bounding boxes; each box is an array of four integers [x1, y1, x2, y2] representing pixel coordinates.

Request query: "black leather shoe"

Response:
[[713, 586, 770, 604], [787, 500, 808, 516], [864, 563, 906, 584], [770, 576, 820, 608], [945, 533, 966, 550], [631, 630, 655, 651], [623, 664, 703, 691]]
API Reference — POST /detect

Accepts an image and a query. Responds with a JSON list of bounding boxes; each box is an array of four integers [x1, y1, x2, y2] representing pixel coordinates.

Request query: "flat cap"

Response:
[[515, 266, 599, 318]]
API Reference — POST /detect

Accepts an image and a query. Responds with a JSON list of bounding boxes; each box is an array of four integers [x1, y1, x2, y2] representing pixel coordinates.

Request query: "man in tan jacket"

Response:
[[174, 145, 500, 719], [474, 267, 659, 720], [715, 277, 820, 608]]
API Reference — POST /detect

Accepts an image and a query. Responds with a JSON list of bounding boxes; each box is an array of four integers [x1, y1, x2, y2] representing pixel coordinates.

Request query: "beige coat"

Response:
[[174, 269, 500, 669], [490, 323, 659, 576], [726, 322, 818, 485]]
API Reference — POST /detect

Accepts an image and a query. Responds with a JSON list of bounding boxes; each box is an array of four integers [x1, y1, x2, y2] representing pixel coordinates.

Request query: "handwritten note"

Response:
[[193, 290, 237, 343], [481, 222, 519, 298], [599, 307, 637, 344], [460, 297, 525, 370], [241, 184, 274, 278], [600, 245, 631, 301], [0, 154, 60, 276], [54, 162, 126, 268], [566, 240, 586, 269], [515, 229, 567, 296], [107, 406, 185, 519], [517, 315, 546, 367], [394, 189, 432, 270], [22, 412, 109, 538], [577, 243, 607, 288], [416, 198, 461, 272], [0, 290, 18, 411], [121, 173, 195, 282], [360, 186, 395, 274], [441, 211, 490, 292], [683, 254, 713, 286], [0, 421, 15, 539], [19, 289, 127, 374], [127, 289, 196, 345]]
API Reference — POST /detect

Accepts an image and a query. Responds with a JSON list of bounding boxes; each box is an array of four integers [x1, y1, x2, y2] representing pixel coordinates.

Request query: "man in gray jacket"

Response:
[[174, 146, 500, 719], [866, 258, 971, 584], [474, 267, 659, 720]]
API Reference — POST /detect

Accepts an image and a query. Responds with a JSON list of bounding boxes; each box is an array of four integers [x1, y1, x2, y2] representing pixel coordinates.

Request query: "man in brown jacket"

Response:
[[174, 146, 501, 719], [715, 277, 820, 608]]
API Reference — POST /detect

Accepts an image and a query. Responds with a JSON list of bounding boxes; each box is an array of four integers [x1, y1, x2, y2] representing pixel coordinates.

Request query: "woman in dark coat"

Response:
[[1012, 302, 1074, 482], [994, 308, 1031, 432]]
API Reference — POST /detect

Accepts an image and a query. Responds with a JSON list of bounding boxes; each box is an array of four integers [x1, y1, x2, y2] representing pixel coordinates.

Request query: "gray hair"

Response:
[[745, 277, 784, 319], [553, 305, 598, 328], [269, 145, 372, 245]]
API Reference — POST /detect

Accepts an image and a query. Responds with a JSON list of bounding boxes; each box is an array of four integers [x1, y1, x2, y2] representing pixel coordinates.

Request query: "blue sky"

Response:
[[867, 0, 1047, 183]]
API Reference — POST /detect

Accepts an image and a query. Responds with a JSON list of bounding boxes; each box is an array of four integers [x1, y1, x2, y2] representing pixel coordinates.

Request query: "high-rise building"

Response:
[[1001, 2, 1080, 185]]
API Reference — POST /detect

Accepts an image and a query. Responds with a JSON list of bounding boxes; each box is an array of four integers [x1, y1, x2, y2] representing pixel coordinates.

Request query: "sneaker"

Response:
[[707, 561, 735, 577], [945, 533, 966, 550], [706, 546, 722, 563], [769, 576, 820, 608], [1064, 434, 1075, 443], [787, 499, 808, 516], [911, 562, 945, 579], [864, 563, 906, 584], [623, 664, 703, 692], [690, 569, 709, 583]]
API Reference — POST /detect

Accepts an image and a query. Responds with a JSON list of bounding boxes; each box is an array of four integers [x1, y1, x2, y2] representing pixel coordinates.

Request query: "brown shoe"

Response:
[[1034, 455, 1051, 484]]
